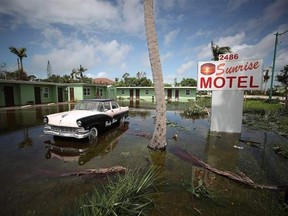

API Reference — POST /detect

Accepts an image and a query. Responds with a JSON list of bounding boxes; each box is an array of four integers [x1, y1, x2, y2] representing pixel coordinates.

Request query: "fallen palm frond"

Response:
[[74, 166, 165, 216], [239, 138, 262, 149], [169, 146, 288, 191], [61, 166, 127, 177]]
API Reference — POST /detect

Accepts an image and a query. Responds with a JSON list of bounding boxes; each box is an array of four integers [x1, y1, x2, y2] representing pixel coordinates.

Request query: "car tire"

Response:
[[89, 127, 98, 139]]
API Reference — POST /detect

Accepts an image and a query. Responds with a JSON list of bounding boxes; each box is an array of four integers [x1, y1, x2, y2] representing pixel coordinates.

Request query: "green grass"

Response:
[[243, 99, 283, 114], [242, 99, 288, 135], [74, 166, 164, 216]]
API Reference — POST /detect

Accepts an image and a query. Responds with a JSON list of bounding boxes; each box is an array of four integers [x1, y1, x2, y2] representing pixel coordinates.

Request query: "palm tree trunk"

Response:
[[144, 0, 167, 150], [19, 58, 24, 80]]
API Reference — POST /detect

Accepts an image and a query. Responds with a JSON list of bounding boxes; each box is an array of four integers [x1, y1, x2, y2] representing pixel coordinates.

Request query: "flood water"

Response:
[[0, 102, 287, 215]]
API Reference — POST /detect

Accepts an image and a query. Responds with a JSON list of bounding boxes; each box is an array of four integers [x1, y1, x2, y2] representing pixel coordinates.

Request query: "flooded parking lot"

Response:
[[0, 102, 287, 215]]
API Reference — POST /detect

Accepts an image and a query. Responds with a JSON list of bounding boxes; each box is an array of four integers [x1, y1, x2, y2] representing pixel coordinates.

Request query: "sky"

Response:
[[0, 0, 288, 84]]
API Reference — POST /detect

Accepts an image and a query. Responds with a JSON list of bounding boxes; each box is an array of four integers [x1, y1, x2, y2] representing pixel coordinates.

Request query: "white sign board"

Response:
[[197, 59, 263, 91]]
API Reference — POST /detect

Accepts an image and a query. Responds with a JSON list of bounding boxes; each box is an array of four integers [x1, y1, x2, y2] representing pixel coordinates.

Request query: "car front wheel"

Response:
[[89, 127, 98, 139]]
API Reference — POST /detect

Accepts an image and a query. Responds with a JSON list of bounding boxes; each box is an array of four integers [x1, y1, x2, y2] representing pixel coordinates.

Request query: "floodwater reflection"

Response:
[[44, 122, 129, 165], [0, 103, 287, 215]]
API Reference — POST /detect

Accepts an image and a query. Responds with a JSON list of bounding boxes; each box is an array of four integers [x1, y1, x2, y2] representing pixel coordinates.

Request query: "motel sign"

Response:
[[197, 59, 263, 91]]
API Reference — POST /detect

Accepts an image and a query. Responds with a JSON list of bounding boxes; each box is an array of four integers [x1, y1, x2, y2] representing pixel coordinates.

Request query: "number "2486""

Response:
[[219, 53, 239, 61]]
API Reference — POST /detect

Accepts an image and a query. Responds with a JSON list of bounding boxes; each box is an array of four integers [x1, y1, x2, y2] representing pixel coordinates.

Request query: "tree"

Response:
[[211, 41, 231, 61], [144, 0, 167, 150], [71, 65, 87, 82], [77, 64, 87, 79], [180, 78, 197, 86], [9, 47, 27, 80], [27, 74, 37, 81], [122, 73, 130, 83], [276, 64, 288, 108], [136, 71, 146, 79]]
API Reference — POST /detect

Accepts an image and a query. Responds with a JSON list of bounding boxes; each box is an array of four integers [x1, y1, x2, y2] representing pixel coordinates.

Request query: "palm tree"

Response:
[[211, 41, 231, 61], [71, 65, 87, 82], [144, 0, 167, 150], [9, 47, 27, 80], [77, 64, 87, 79]]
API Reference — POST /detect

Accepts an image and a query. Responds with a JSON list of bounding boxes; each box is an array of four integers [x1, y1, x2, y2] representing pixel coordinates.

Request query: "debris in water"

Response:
[[233, 145, 244, 150]]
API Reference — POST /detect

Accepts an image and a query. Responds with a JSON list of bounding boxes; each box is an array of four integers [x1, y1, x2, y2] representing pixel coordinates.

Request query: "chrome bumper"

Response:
[[43, 125, 90, 139]]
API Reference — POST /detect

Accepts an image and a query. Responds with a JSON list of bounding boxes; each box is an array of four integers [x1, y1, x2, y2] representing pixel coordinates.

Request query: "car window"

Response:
[[97, 103, 105, 112], [87, 102, 101, 110], [103, 102, 111, 110], [74, 102, 85, 110], [111, 102, 119, 109]]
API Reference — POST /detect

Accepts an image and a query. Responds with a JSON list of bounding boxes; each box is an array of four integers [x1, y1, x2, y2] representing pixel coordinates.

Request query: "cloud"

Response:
[[236, 34, 274, 60], [240, 0, 287, 33], [98, 40, 132, 64], [275, 49, 288, 72], [176, 60, 195, 75], [95, 72, 107, 78], [197, 32, 246, 60], [29, 27, 132, 78], [0, 0, 144, 34], [263, 0, 288, 23], [227, 0, 249, 10], [161, 51, 174, 62], [164, 29, 180, 45]]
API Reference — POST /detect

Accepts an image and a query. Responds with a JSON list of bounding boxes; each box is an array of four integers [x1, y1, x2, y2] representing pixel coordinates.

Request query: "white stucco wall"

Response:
[[210, 90, 244, 133]]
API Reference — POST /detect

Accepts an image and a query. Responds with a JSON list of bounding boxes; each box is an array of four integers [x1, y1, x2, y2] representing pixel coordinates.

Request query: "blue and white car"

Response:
[[43, 99, 129, 139]]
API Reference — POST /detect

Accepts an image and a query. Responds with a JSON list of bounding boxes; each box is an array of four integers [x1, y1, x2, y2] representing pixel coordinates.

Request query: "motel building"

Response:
[[0, 79, 196, 107], [115, 86, 196, 102]]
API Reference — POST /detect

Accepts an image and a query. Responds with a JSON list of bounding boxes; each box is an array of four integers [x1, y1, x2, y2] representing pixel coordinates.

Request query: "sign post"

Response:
[[197, 57, 263, 133]]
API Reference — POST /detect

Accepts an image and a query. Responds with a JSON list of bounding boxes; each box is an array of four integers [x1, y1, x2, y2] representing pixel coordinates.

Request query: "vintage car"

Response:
[[43, 99, 129, 139]]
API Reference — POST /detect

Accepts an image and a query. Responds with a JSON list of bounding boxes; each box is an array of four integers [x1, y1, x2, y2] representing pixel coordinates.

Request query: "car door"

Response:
[[111, 101, 121, 114]]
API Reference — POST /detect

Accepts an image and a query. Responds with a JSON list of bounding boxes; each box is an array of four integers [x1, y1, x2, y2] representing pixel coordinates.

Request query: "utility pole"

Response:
[[269, 30, 288, 100]]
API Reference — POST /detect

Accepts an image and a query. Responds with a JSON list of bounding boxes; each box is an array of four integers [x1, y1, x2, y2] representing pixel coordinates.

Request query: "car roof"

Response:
[[79, 99, 114, 103]]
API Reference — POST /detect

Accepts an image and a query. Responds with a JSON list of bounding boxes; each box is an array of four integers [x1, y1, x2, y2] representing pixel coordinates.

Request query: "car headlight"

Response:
[[76, 120, 82, 127], [43, 116, 48, 124]]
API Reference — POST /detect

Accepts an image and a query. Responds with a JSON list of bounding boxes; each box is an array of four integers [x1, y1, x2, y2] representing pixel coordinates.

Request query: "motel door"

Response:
[[175, 90, 179, 100], [34, 87, 41, 104], [58, 87, 63, 102], [4, 86, 15, 107], [167, 89, 172, 101], [70, 88, 74, 101], [129, 89, 133, 100], [136, 89, 140, 100]]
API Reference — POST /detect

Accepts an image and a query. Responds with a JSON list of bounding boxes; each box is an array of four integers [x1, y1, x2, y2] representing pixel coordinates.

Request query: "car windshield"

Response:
[[74, 101, 104, 111]]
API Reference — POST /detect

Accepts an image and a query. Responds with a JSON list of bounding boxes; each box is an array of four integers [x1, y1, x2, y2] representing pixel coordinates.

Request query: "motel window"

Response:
[[145, 89, 149, 94], [84, 87, 91, 96], [99, 89, 103, 97], [185, 90, 190, 95], [43, 87, 49, 98]]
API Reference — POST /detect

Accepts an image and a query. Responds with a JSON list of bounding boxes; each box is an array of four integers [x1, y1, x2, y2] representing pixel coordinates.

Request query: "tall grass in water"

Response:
[[74, 166, 164, 216]]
